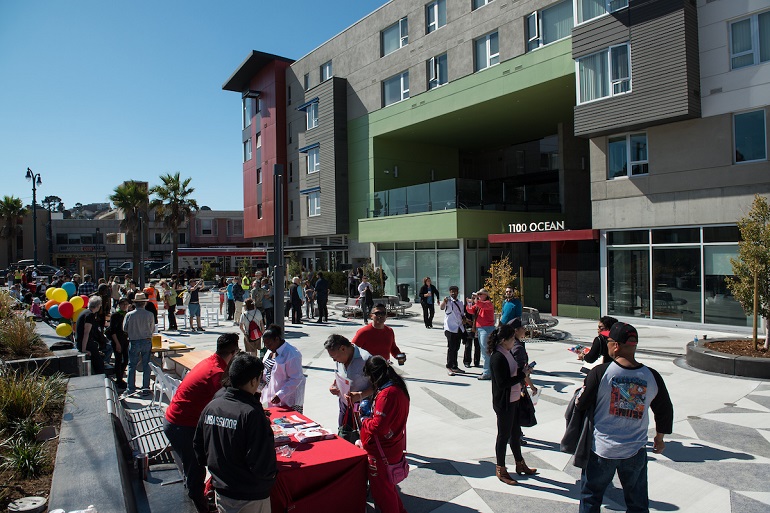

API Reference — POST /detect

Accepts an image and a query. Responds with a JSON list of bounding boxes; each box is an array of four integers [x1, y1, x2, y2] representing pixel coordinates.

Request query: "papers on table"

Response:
[[272, 415, 335, 445], [335, 372, 351, 398]]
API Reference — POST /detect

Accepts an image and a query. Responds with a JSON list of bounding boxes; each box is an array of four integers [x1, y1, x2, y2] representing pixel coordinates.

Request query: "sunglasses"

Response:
[[372, 311, 387, 317]]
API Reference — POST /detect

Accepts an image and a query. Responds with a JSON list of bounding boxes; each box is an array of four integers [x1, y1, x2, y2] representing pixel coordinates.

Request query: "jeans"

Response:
[[495, 401, 523, 466], [305, 300, 315, 318], [477, 326, 494, 377], [317, 299, 328, 321], [164, 420, 206, 507], [102, 341, 113, 368], [360, 300, 372, 324], [127, 339, 151, 392], [579, 448, 649, 513], [445, 330, 462, 369], [113, 338, 128, 384]]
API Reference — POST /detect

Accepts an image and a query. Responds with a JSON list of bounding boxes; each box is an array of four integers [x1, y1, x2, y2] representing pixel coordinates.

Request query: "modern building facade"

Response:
[[225, 0, 769, 329]]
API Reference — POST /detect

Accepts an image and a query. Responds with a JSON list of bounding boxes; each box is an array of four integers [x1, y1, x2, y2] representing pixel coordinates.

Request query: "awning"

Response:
[[299, 142, 320, 153], [296, 97, 319, 111], [488, 229, 599, 243], [177, 247, 268, 257], [300, 186, 321, 195]]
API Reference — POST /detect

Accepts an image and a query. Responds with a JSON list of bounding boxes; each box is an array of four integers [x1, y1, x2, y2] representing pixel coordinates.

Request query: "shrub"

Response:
[[0, 437, 48, 479], [325, 271, 348, 295], [0, 365, 67, 430], [0, 315, 41, 359]]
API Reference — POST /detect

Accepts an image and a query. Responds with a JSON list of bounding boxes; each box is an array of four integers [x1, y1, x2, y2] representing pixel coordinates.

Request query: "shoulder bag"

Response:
[[518, 389, 538, 428], [374, 431, 409, 485]]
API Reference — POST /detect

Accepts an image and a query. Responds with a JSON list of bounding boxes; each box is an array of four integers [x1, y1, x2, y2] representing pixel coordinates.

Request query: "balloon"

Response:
[[80, 295, 89, 305], [45, 287, 55, 300], [55, 323, 73, 337], [62, 281, 77, 298], [52, 288, 67, 303], [45, 300, 58, 311], [48, 305, 61, 319], [70, 296, 84, 311], [72, 308, 85, 321], [58, 301, 74, 319]]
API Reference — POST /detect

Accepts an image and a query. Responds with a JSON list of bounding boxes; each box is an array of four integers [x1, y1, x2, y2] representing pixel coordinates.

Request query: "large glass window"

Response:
[[243, 138, 252, 162], [426, 0, 446, 34], [306, 102, 319, 130], [396, 251, 415, 300], [652, 248, 701, 323], [607, 132, 648, 179], [307, 192, 320, 217], [382, 17, 409, 57], [242, 98, 253, 129], [608, 248, 649, 318], [474, 31, 499, 72], [307, 147, 320, 174], [730, 10, 770, 70], [705, 246, 749, 326], [734, 109, 767, 163], [427, 53, 448, 89], [526, 0, 573, 51], [578, 43, 631, 103], [382, 72, 410, 106], [380, 252, 396, 296], [576, 0, 628, 24]]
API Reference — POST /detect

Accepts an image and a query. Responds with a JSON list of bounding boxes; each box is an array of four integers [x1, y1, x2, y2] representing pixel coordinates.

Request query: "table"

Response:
[[167, 349, 213, 377], [150, 338, 195, 368], [267, 407, 368, 513]]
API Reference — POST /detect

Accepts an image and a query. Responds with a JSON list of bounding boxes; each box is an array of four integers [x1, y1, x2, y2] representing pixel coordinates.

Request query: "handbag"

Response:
[[518, 389, 538, 428], [373, 431, 409, 485]]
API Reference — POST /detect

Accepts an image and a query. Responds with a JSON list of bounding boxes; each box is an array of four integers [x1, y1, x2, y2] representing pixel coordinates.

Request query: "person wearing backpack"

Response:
[[239, 299, 264, 356]]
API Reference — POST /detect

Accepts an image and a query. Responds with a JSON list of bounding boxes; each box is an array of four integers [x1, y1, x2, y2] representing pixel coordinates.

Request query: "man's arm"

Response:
[[246, 408, 277, 478], [581, 336, 603, 363], [649, 368, 674, 454], [576, 363, 610, 412], [193, 416, 207, 468]]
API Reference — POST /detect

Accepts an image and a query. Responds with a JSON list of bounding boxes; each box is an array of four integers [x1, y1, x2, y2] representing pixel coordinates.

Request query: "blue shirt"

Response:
[[500, 298, 522, 325], [226, 283, 234, 300]]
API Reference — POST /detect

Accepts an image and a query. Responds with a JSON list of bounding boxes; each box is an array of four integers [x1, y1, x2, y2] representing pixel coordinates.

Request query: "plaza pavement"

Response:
[[154, 295, 770, 513]]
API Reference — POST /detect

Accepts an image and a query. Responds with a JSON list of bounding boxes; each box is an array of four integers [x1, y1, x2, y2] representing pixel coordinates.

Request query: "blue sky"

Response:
[[0, 0, 388, 210]]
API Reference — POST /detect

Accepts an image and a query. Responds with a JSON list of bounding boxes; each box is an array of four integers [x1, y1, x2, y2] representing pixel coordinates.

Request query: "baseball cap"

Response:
[[507, 317, 523, 329], [608, 322, 638, 345]]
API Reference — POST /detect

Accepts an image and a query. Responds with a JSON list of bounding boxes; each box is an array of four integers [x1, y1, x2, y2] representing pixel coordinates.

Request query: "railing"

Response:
[[366, 178, 560, 218]]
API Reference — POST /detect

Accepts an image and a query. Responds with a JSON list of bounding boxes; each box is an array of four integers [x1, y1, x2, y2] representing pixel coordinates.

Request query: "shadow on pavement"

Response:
[[661, 441, 755, 463]]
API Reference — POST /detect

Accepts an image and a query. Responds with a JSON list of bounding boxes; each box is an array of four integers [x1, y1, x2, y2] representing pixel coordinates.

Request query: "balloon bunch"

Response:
[[44, 281, 89, 338]]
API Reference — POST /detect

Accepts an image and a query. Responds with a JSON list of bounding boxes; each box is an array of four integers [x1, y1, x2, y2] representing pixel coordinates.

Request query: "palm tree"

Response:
[[0, 196, 26, 267], [150, 172, 198, 275], [109, 181, 149, 282]]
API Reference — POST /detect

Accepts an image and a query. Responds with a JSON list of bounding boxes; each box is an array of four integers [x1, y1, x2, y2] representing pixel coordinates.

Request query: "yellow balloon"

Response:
[[55, 323, 73, 337], [45, 287, 55, 300], [70, 296, 84, 311], [72, 308, 85, 321], [52, 288, 67, 303]]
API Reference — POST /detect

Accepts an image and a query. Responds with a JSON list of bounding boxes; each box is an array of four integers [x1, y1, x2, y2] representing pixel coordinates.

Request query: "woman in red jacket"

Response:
[[466, 288, 496, 380], [358, 355, 410, 513]]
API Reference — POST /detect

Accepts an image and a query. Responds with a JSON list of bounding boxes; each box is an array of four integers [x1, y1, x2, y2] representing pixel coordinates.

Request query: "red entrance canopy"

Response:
[[488, 229, 599, 244]]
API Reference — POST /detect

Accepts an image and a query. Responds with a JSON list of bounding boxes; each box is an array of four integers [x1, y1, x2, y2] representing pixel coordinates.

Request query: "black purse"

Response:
[[518, 389, 538, 428]]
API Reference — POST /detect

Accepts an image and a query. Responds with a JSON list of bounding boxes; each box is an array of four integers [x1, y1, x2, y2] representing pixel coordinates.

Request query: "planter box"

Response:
[[686, 339, 770, 379]]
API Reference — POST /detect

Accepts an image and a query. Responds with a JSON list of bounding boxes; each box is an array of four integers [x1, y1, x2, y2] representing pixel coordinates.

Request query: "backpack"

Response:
[[365, 287, 374, 307], [247, 312, 262, 341]]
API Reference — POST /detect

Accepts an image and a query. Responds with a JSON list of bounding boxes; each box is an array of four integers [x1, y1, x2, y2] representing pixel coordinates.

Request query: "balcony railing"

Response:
[[366, 178, 560, 218]]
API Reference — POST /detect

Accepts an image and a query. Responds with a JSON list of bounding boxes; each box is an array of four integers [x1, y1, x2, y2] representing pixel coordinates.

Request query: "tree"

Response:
[[727, 195, 770, 351], [0, 196, 26, 266], [484, 255, 518, 315], [200, 261, 216, 281], [150, 172, 198, 275], [287, 252, 302, 282], [361, 261, 384, 298], [41, 195, 64, 213], [109, 181, 149, 283]]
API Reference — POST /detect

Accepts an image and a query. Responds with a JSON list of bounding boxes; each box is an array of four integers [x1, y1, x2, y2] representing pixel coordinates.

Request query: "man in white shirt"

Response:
[[440, 285, 466, 376]]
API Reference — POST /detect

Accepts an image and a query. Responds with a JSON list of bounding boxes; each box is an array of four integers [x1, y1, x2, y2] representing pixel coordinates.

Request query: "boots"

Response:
[[495, 465, 518, 485], [515, 459, 537, 475]]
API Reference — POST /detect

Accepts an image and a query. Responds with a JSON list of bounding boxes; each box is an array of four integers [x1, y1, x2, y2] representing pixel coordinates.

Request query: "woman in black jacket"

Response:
[[418, 277, 439, 329], [579, 316, 618, 364], [489, 320, 537, 486]]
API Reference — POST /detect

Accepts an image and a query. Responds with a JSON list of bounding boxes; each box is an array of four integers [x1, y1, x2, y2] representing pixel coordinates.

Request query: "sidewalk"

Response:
[[156, 297, 770, 513]]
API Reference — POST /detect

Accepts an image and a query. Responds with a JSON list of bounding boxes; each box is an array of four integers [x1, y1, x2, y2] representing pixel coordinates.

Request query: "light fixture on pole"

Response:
[[25, 168, 42, 269]]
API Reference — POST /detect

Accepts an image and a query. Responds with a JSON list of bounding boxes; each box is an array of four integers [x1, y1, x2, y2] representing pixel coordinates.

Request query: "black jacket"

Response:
[[490, 350, 526, 413], [583, 334, 612, 364], [193, 388, 277, 501], [418, 284, 439, 305], [290, 283, 303, 306]]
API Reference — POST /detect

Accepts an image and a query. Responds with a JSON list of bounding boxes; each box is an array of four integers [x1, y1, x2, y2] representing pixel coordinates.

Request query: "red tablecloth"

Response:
[[268, 407, 368, 513]]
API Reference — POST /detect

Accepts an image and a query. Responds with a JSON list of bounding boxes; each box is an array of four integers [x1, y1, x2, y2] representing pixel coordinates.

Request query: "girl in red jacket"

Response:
[[358, 356, 410, 513]]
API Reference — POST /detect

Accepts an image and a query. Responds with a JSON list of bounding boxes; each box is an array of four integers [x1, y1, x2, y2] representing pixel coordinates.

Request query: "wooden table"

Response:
[[167, 349, 213, 377]]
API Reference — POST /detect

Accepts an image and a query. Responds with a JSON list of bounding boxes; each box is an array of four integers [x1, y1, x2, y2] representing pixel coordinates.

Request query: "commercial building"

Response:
[[224, 0, 769, 329]]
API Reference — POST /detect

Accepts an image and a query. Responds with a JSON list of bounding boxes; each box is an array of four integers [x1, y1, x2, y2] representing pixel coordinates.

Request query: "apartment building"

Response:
[[224, 0, 769, 328]]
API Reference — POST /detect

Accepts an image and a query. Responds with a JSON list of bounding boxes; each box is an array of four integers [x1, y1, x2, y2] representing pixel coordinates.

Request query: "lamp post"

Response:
[[95, 227, 101, 281], [25, 168, 42, 269]]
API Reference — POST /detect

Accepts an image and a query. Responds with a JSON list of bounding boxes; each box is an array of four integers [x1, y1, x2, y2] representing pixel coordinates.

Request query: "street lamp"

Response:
[[25, 168, 42, 269], [95, 227, 101, 281]]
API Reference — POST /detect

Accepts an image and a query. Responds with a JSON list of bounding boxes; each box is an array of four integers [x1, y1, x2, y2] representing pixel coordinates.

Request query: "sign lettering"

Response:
[[507, 221, 565, 234]]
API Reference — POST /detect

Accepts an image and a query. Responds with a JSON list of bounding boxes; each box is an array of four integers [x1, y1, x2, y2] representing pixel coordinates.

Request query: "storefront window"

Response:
[[652, 248, 701, 322], [396, 252, 415, 300], [608, 248, 650, 318], [380, 252, 396, 296], [704, 246, 749, 326], [652, 228, 699, 244], [437, 250, 461, 297], [416, 251, 436, 298]]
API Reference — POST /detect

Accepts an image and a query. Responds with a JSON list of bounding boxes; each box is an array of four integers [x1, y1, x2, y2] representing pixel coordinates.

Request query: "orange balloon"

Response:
[[45, 299, 58, 311]]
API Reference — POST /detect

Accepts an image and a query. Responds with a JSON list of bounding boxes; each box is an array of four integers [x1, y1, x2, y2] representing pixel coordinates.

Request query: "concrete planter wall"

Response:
[[686, 339, 770, 379], [2, 320, 83, 377]]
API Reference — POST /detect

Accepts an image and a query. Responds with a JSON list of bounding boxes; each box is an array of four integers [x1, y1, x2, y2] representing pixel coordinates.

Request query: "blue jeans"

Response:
[[580, 448, 649, 513], [477, 326, 494, 377], [127, 339, 151, 392]]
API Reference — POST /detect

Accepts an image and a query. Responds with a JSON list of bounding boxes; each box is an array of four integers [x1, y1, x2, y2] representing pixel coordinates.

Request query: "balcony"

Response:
[[366, 178, 560, 218]]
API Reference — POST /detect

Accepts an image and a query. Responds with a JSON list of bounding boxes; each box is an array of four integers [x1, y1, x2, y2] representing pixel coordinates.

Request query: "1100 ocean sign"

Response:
[[508, 220, 565, 233]]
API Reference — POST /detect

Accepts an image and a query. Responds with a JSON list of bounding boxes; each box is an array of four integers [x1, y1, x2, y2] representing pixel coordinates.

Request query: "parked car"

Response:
[[148, 263, 171, 279], [109, 262, 133, 275]]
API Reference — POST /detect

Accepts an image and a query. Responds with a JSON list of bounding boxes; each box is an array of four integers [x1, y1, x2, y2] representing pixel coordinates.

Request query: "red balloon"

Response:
[[80, 295, 89, 305], [45, 299, 57, 311], [58, 301, 74, 319]]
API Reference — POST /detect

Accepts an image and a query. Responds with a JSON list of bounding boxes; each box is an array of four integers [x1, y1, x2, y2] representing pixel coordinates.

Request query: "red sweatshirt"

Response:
[[466, 299, 495, 327], [360, 385, 409, 463]]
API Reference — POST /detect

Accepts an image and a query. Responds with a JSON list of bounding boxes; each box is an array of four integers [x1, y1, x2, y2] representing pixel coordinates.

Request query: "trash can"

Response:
[[397, 283, 409, 302]]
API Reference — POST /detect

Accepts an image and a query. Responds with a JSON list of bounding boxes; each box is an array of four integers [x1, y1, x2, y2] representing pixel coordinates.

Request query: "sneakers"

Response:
[[451, 367, 465, 374], [447, 369, 456, 376], [477, 374, 491, 380]]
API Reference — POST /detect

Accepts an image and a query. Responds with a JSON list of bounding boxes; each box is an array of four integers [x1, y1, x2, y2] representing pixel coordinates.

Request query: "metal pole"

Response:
[[273, 164, 285, 330], [95, 227, 100, 281], [139, 212, 144, 288]]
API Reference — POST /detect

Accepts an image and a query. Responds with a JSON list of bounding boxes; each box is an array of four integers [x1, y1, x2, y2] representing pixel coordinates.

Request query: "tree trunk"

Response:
[[172, 222, 179, 276], [132, 230, 140, 284], [753, 272, 759, 350]]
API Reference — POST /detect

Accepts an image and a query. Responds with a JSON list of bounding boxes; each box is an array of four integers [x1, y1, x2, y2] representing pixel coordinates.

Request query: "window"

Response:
[[321, 60, 333, 81], [526, 0, 573, 51], [257, 98, 263, 115], [287, 86, 292, 105], [179, 233, 186, 244], [308, 192, 321, 217], [607, 132, 648, 179], [233, 219, 243, 235], [474, 31, 499, 71], [730, 10, 770, 70], [427, 53, 448, 89], [155, 233, 162, 244], [576, 0, 628, 24], [307, 147, 320, 174], [577, 43, 630, 103], [257, 204, 263, 219], [381, 17, 408, 57], [243, 138, 252, 162], [472, 0, 492, 10], [734, 109, 767, 163], [257, 167, 262, 184], [304, 73, 310, 90], [256, 132, 261, 148], [242, 98, 253, 129], [288, 121, 293, 144], [382, 72, 410, 106], [289, 200, 294, 221], [306, 102, 318, 130], [200, 219, 214, 235], [289, 162, 293, 183], [426, 0, 446, 33]]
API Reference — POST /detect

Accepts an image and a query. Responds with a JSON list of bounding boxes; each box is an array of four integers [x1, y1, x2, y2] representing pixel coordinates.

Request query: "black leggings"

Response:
[[422, 303, 435, 327], [86, 340, 105, 375], [495, 401, 523, 466]]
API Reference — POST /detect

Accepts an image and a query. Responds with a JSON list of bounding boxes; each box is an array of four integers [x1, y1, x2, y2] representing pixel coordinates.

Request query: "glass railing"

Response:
[[366, 178, 560, 217]]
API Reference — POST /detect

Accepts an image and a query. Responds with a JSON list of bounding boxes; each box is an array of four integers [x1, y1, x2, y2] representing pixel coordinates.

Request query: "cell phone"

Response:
[[528, 361, 537, 369]]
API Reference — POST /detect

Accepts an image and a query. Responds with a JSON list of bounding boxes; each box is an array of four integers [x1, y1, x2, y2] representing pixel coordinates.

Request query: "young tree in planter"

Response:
[[726, 195, 770, 351], [484, 255, 518, 316]]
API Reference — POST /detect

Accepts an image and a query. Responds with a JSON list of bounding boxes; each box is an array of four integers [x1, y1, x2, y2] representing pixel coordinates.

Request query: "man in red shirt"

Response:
[[164, 333, 240, 513], [352, 303, 406, 365]]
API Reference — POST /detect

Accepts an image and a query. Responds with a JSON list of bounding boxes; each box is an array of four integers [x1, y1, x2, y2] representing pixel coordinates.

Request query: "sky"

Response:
[[0, 0, 389, 211]]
